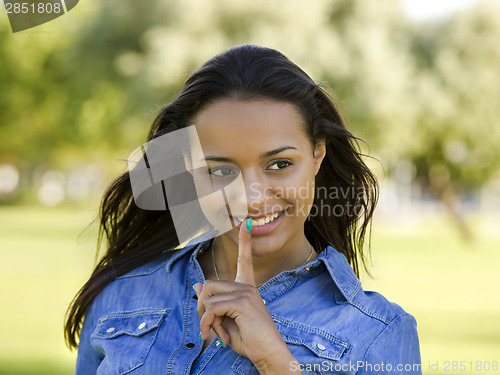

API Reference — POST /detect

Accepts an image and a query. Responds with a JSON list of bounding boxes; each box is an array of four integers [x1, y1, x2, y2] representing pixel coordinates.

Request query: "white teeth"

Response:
[[233, 212, 282, 227], [252, 211, 282, 227]]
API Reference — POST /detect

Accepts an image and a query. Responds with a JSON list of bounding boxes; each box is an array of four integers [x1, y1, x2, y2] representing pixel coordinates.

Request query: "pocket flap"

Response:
[[272, 315, 350, 361], [92, 308, 170, 340]]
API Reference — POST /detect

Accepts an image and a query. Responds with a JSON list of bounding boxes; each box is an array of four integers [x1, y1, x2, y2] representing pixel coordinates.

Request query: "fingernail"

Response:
[[199, 332, 202, 341], [218, 337, 226, 348], [192, 283, 200, 295], [246, 217, 252, 232]]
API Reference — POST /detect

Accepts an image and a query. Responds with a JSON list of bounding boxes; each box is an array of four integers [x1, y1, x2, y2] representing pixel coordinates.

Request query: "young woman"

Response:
[[65, 44, 422, 374]]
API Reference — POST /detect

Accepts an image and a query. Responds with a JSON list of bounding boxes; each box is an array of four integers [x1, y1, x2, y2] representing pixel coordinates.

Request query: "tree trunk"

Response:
[[429, 179, 474, 243]]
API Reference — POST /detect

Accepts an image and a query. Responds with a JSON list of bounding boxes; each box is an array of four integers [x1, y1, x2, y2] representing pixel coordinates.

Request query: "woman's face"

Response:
[[189, 99, 326, 256]]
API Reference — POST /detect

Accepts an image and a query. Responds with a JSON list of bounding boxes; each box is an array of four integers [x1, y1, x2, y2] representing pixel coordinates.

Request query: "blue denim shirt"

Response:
[[75, 238, 422, 375]]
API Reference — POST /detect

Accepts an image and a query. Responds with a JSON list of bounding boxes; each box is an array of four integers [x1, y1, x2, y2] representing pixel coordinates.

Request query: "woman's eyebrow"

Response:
[[201, 146, 297, 162]]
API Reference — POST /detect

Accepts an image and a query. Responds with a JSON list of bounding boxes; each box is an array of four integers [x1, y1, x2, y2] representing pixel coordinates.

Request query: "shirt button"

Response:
[[305, 267, 310, 271], [216, 340, 220, 346], [106, 327, 115, 333], [186, 343, 195, 349], [317, 343, 326, 351], [138, 322, 146, 330], [262, 298, 266, 305]]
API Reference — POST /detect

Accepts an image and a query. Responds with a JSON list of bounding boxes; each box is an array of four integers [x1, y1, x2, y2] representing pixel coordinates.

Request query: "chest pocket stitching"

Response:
[[231, 316, 351, 374], [272, 315, 350, 361], [92, 308, 170, 338], [91, 308, 170, 375]]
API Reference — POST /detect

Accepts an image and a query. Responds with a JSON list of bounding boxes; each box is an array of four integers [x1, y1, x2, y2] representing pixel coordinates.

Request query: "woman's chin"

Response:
[[249, 239, 283, 257]]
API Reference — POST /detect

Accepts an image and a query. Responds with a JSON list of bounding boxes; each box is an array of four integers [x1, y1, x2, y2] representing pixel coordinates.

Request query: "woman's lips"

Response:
[[230, 210, 287, 235], [232, 210, 282, 225]]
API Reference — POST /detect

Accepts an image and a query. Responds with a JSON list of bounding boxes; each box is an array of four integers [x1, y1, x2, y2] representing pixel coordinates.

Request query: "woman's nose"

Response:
[[244, 180, 268, 212], [241, 169, 275, 213], [224, 170, 270, 213]]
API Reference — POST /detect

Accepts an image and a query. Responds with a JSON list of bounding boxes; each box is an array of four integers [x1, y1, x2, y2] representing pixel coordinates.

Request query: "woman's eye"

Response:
[[209, 167, 236, 177], [267, 160, 293, 170]]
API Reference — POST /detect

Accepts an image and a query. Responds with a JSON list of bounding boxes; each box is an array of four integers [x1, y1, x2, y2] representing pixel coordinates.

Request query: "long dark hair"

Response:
[[64, 44, 378, 350]]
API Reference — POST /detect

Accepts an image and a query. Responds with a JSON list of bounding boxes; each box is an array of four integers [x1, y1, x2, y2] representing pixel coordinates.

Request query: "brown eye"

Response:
[[209, 167, 236, 177], [267, 160, 293, 170]]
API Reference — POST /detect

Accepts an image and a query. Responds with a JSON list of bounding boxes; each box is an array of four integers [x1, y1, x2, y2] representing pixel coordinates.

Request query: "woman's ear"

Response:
[[313, 140, 326, 176]]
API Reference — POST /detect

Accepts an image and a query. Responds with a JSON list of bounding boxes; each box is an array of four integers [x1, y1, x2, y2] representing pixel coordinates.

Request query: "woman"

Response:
[[65, 44, 422, 374]]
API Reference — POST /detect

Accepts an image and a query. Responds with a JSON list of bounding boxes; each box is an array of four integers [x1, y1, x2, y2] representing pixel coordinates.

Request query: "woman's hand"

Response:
[[193, 219, 296, 371]]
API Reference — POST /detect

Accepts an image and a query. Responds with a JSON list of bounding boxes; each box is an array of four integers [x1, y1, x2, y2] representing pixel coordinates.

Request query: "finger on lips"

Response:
[[235, 218, 255, 286], [192, 217, 255, 348]]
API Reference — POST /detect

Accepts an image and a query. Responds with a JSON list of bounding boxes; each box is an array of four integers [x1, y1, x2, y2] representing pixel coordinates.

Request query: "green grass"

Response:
[[362, 215, 500, 374], [0, 205, 98, 375], [0, 206, 498, 374]]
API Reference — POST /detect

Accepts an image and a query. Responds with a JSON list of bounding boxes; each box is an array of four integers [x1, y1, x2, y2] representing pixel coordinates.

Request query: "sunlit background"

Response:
[[0, 0, 499, 374]]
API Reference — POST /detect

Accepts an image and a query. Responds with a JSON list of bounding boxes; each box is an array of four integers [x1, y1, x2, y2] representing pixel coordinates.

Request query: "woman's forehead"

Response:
[[192, 99, 310, 153]]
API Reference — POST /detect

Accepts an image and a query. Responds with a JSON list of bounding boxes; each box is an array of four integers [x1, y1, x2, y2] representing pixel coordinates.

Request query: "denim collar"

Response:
[[165, 236, 362, 304]]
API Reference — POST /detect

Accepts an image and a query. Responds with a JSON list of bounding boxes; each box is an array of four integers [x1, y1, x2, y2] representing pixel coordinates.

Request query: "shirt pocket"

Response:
[[231, 315, 351, 375], [91, 308, 170, 375]]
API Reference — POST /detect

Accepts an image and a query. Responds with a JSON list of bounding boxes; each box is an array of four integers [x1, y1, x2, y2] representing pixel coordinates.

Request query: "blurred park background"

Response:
[[0, 0, 499, 373]]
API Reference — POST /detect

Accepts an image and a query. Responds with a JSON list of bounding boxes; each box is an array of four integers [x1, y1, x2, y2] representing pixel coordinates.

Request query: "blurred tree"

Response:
[[0, 18, 70, 168], [313, 0, 500, 240], [407, 2, 500, 240], [0, 0, 179, 171]]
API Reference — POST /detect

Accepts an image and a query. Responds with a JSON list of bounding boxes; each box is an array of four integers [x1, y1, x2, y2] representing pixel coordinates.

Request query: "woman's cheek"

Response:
[[192, 175, 225, 226], [194, 173, 248, 231], [283, 173, 315, 206]]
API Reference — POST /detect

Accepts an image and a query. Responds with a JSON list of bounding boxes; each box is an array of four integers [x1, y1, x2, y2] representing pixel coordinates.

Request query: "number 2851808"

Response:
[[5, 2, 63, 14], [443, 361, 498, 372]]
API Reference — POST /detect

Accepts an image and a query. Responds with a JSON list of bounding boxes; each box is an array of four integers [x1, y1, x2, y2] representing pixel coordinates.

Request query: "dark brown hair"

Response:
[[64, 44, 378, 350]]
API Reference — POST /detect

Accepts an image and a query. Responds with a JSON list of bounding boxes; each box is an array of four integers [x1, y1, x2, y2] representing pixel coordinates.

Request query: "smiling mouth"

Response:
[[233, 210, 285, 227]]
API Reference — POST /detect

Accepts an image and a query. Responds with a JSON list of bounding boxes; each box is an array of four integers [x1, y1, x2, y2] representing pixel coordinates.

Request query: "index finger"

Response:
[[234, 218, 255, 286]]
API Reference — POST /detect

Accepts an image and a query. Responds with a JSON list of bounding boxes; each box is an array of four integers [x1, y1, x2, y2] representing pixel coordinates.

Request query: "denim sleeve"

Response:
[[75, 304, 103, 374], [356, 313, 422, 375]]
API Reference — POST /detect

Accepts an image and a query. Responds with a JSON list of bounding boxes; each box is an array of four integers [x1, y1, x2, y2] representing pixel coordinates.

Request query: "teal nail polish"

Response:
[[199, 332, 202, 341], [192, 285, 197, 295], [246, 217, 253, 232], [218, 337, 226, 348]]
